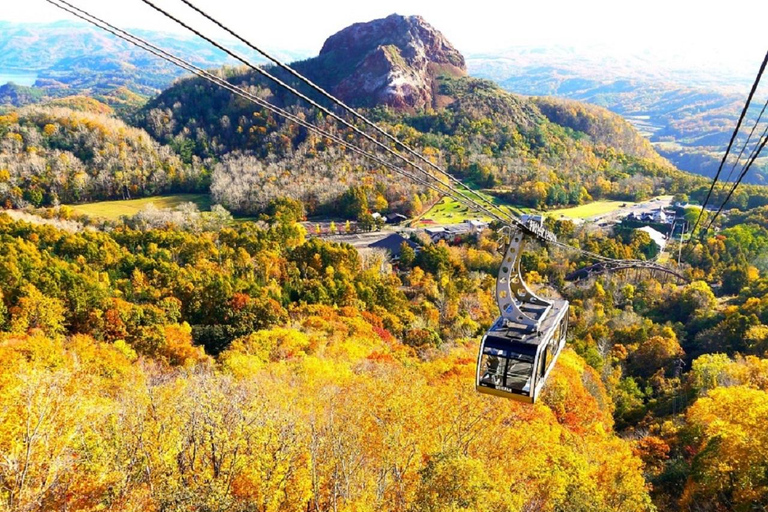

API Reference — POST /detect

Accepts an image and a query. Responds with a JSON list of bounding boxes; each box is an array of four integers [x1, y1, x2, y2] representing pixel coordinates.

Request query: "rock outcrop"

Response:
[[298, 14, 467, 111]]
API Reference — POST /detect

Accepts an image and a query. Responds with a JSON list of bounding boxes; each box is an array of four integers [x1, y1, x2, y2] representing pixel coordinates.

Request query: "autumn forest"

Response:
[[1, 10, 768, 512]]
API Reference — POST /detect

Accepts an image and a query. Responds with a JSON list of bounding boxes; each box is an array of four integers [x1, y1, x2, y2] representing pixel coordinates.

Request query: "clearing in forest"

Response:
[[69, 194, 212, 220]]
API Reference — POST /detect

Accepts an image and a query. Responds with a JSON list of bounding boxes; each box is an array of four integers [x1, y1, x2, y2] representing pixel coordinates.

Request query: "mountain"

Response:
[[137, 15, 702, 217], [0, 21, 311, 106], [0, 83, 47, 106], [294, 14, 466, 110], [467, 45, 768, 184]]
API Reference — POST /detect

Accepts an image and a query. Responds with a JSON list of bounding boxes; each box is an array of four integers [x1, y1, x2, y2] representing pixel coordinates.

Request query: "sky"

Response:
[[5, 0, 767, 67]]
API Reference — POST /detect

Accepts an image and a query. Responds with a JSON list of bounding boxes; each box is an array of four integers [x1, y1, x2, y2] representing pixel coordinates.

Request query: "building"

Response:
[[466, 219, 489, 233], [424, 227, 447, 241], [651, 208, 669, 223], [625, 207, 673, 225], [425, 219, 488, 242], [367, 233, 419, 260], [385, 213, 409, 224], [521, 214, 544, 225]]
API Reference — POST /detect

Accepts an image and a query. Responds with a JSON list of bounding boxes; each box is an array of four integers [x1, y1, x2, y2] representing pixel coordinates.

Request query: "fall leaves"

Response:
[[0, 321, 655, 512], [0, 106, 202, 207]]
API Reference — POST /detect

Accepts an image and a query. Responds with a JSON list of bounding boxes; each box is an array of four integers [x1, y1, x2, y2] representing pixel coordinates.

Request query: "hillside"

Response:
[[0, 211, 660, 511], [137, 15, 700, 217], [468, 46, 768, 184], [0, 103, 205, 207]]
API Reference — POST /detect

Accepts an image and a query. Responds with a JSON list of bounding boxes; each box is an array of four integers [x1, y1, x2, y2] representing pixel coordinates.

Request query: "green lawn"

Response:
[[69, 194, 212, 220], [546, 195, 673, 220], [546, 200, 636, 219], [413, 194, 522, 227]]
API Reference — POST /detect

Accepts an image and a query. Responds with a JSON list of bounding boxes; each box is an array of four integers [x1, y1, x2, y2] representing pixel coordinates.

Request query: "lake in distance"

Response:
[[0, 71, 38, 87]]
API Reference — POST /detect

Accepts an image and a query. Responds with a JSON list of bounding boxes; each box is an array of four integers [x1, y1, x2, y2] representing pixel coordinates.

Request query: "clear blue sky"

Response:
[[6, 0, 767, 65]]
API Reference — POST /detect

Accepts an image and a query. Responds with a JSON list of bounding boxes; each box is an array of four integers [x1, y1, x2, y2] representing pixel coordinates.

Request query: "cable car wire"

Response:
[[135, 0, 656, 264], [689, 50, 768, 239], [721, 97, 768, 190], [136, 0, 513, 226], [45, 0, 597, 259], [43, 0, 488, 216], [173, 0, 514, 226], [700, 126, 768, 237], [46, 0, 674, 271], [46, 0, 687, 405]]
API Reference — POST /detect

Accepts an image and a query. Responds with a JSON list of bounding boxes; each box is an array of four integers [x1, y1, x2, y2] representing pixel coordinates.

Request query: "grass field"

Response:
[[411, 194, 677, 226], [546, 200, 636, 220], [69, 194, 212, 220], [412, 195, 522, 227], [547, 196, 674, 220]]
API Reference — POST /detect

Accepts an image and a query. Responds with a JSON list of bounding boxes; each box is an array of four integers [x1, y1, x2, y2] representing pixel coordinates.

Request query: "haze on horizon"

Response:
[[4, 0, 767, 80]]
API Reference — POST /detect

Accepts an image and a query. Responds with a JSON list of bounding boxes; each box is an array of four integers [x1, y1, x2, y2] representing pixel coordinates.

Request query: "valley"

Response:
[[469, 46, 768, 184], [0, 8, 767, 512]]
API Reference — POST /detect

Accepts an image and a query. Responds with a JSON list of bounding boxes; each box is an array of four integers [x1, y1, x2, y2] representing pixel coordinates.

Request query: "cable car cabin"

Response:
[[475, 226, 569, 403], [476, 300, 568, 403]]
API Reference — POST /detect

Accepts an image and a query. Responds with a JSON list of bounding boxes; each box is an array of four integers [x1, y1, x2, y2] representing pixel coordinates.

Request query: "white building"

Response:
[[466, 219, 488, 233]]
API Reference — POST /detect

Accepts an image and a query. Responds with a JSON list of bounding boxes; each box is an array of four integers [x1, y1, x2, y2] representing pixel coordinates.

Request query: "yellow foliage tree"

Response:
[[682, 386, 768, 508]]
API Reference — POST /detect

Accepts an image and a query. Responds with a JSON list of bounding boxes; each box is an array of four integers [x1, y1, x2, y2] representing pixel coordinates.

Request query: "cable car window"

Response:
[[479, 354, 504, 387], [503, 352, 533, 392]]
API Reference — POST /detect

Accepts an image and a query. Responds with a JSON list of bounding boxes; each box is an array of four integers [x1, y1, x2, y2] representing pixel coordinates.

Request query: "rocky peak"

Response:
[[301, 14, 467, 111]]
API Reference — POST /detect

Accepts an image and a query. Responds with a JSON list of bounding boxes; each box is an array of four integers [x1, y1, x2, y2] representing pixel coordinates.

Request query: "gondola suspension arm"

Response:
[[496, 227, 553, 332]]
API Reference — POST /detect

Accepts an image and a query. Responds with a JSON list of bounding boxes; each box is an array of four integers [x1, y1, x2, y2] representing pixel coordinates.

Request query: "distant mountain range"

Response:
[[467, 45, 767, 184], [0, 20, 309, 101]]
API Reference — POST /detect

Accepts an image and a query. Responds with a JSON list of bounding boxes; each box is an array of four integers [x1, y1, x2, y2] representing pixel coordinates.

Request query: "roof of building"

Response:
[[521, 214, 544, 223], [368, 233, 419, 258], [385, 213, 408, 222]]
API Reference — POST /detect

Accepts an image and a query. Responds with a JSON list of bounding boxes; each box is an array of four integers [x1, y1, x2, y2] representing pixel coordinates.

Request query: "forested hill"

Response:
[[0, 101, 206, 207], [468, 46, 768, 184], [136, 14, 702, 215]]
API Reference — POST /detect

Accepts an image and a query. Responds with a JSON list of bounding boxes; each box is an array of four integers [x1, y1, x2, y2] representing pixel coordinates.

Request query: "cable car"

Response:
[[476, 226, 569, 403]]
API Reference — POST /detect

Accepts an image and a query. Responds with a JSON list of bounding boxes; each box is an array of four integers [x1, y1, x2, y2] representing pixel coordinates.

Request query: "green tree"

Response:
[[358, 212, 375, 232], [721, 264, 749, 295], [265, 197, 305, 223], [399, 242, 416, 268], [339, 186, 369, 219], [416, 242, 451, 275]]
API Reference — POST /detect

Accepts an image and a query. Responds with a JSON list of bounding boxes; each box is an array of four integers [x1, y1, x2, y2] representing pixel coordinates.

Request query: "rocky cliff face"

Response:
[[298, 14, 467, 111]]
